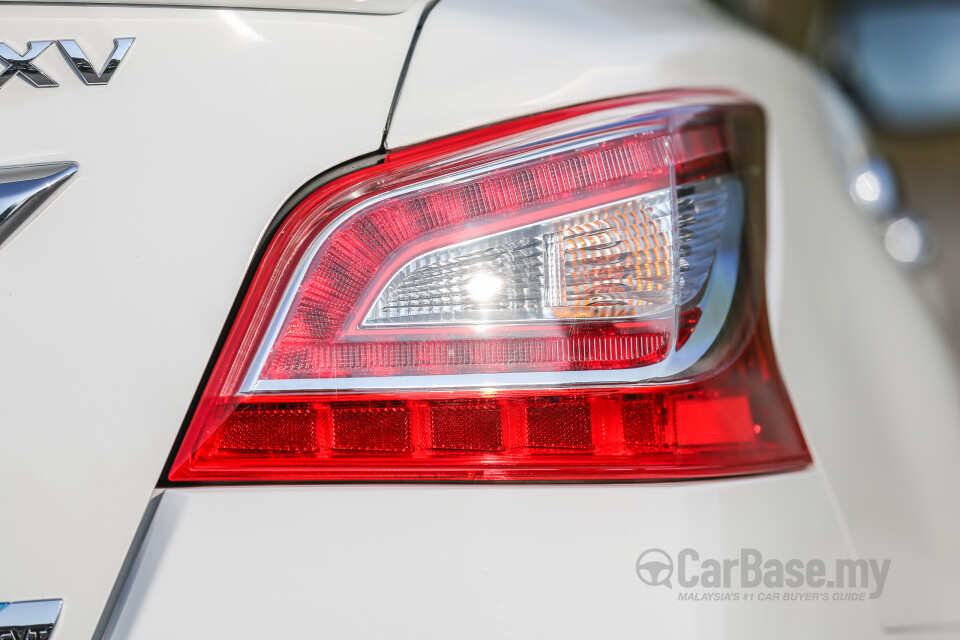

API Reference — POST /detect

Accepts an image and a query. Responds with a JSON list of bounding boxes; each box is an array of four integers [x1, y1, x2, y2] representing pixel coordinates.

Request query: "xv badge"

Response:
[[0, 38, 135, 89]]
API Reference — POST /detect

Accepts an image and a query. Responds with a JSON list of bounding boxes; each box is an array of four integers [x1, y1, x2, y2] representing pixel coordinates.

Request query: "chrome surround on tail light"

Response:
[[242, 96, 745, 393]]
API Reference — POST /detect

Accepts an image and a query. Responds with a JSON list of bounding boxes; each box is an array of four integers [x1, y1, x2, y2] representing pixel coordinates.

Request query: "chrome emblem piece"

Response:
[[57, 39, 136, 85], [0, 162, 79, 251], [0, 42, 57, 88], [0, 38, 135, 89], [0, 599, 62, 640]]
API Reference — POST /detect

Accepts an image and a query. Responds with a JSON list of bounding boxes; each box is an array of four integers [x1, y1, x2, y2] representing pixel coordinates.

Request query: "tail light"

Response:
[[168, 92, 810, 482]]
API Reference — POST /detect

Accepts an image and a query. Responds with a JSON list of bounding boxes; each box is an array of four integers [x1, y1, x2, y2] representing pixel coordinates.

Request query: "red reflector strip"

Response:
[[331, 403, 412, 452], [428, 401, 503, 451], [170, 312, 809, 481], [216, 403, 319, 453]]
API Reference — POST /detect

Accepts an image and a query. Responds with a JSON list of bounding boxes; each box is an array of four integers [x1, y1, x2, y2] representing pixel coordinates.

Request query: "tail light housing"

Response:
[[168, 92, 809, 482]]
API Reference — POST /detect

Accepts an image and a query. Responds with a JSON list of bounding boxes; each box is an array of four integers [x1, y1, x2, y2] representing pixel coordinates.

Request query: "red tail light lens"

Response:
[[169, 92, 810, 482]]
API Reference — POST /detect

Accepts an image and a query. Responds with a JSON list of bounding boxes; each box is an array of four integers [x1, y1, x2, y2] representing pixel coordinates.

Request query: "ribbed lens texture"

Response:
[[557, 196, 674, 317], [365, 231, 550, 325], [677, 176, 737, 305], [257, 174, 734, 381], [280, 132, 672, 338], [364, 189, 676, 325], [257, 128, 696, 382]]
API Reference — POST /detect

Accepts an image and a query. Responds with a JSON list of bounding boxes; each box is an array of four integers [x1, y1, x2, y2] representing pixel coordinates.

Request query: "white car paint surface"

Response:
[[20, 0, 418, 13], [1, 0, 958, 638], [107, 475, 883, 639], [0, 4, 425, 639]]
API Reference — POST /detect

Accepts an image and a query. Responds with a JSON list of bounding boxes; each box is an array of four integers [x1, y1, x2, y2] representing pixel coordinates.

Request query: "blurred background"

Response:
[[714, 0, 960, 357]]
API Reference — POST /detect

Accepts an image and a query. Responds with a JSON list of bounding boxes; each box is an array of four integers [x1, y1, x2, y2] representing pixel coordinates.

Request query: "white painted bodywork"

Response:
[[19, 0, 417, 13], [0, 5, 424, 639], [1, 0, 958, 638], [108, 474, 886, 639]]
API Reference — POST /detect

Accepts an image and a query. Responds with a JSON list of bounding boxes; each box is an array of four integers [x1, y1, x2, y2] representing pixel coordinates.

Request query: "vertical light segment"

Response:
[[677, 177, 731, 305], [543, 230, 564, 309]]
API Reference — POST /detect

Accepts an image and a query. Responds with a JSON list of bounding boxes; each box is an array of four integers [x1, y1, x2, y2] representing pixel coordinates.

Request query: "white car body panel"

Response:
[[388, 0, 960, 629], [0, 5, 423, 639], [1, 0, 958, 637], [107, 473, 885, 640], [20, 0, 417, 14]]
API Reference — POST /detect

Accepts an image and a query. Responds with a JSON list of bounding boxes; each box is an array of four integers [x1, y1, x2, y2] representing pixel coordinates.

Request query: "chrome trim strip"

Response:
[[0, 162, 78, 251], [94, 494, 164, 640]]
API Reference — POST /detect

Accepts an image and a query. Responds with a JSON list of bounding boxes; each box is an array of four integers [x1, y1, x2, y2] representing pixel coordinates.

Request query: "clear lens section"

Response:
[[364, 189, 674, 325], [364, 176, 734, 327], [677, 176, 738, 306], [552, 193, 674, 317]]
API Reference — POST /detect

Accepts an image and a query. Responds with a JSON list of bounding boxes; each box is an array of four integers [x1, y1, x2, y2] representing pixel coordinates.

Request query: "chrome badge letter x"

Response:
[[0, 41, 58, 88]]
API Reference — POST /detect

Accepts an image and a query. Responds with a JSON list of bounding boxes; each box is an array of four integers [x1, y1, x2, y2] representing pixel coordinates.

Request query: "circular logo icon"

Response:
[[636, 548, 674, 588]]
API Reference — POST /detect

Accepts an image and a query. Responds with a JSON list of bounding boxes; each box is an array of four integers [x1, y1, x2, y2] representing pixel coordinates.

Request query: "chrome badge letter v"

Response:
[[57, 38, 135, 85], [0, 38, 135, 89]]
